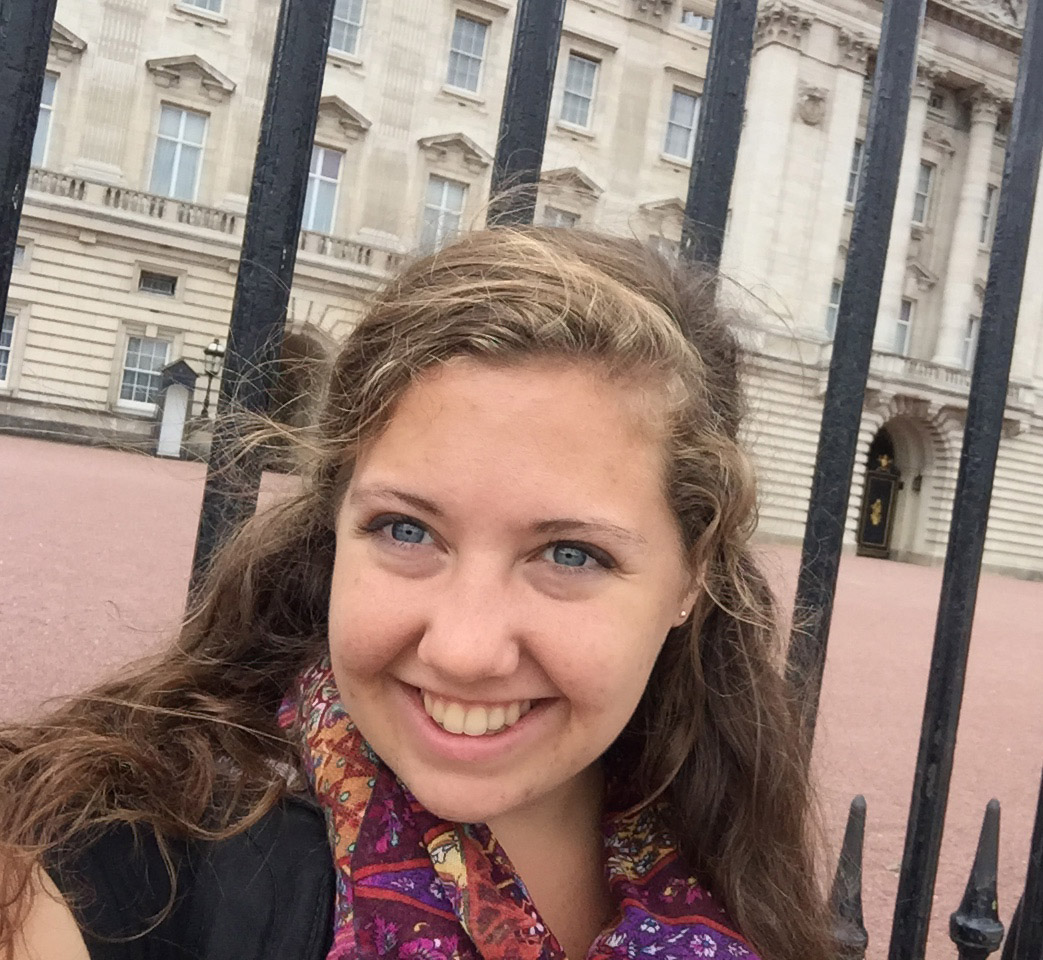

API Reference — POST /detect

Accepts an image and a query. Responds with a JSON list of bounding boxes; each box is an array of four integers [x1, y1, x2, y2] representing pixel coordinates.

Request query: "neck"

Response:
[[486, 764, 610, 959]]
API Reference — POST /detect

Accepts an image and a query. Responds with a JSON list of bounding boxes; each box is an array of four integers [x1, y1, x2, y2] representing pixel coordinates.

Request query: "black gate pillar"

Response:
[[190, 0, 338, 589], [0, 0, 59, 327], [488, 0, 567, 226]]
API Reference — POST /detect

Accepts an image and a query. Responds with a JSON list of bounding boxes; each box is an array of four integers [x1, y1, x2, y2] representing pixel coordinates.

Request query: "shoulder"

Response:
[[41, 796, 334, 960], [10, 868, 90, 960]]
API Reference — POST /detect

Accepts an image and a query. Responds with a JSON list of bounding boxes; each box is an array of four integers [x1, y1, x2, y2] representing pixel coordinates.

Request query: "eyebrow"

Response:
[[349, 485, 648, 549]]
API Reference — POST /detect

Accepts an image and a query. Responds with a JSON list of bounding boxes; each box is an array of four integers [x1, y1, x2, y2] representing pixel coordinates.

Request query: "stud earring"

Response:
[[680, 609, 687, 618]]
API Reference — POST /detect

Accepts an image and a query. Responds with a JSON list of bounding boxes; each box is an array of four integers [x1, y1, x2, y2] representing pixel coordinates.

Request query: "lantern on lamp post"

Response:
[[200, 338, 225, 419]]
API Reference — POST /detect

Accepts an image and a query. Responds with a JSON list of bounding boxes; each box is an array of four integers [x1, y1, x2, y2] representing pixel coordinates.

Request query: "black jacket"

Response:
[[45, 797, 336, 960]]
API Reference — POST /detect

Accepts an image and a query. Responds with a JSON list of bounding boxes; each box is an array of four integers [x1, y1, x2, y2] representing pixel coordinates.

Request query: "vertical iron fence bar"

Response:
[[487, 0, 567, 225], [1010, 770, 1043, 960], [999, 898, 1022, 960], [949, 799, 1004, 960], [680, 0, 758, 268], [0, 0, 59, 325], [887, 2, 1043, 955], [784, 0, 927, 737], [189, 0, 338, 589]]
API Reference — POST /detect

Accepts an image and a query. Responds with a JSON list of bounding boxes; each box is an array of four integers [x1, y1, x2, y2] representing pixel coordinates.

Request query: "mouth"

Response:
[[421, 689, 533, 737]]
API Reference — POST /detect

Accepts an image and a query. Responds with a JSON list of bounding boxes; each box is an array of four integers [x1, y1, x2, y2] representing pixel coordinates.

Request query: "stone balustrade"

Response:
[[25, 166, 399, 272]]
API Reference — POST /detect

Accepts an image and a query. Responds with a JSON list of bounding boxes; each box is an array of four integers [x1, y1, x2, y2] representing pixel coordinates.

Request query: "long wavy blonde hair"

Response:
[[1, 228, 832, 960]]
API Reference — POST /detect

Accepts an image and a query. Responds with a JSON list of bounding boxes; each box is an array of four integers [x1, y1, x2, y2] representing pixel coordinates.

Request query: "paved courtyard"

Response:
[[2, 432, 1041, 958]]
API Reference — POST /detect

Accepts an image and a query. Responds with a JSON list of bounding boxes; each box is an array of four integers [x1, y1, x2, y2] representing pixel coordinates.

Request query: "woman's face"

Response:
[[328, 359, 697, 823]]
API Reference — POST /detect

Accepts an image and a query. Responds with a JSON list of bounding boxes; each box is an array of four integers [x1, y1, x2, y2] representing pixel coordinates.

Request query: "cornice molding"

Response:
[[837, 28, 872, 73], [50, 22, 87, 62], [145, 55, 236, 101], [755, 1, 814, 53], [417, 132, 493, 173], [541, 166, 604, 200], [317, 96, 371, 142]]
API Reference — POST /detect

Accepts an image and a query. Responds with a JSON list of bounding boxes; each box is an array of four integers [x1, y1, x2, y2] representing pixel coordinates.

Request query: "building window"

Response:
[[895, 299, 914, 356], [446, 13, 488, 93], [561, 53, 599, 128], [120, 335, 170, 406], [826, 280, 843, 338], [150, 105, 207, 202], [544, 206, 579, 228], [303, 146, 343, 234], [963, 316, 980, 370], [681, 11, 713, 30], [139, 270, 178, 296], [13, 244, 27, 269], [664, 89, 700, 162], [980, 184, 998, 245], [846, 139, 865, 206], [422, 175, 467, 250], [911, 161, 935, 224], [649, 234, 680, 260], [330, 0, 364, 56], [31, 73, 58, 168], [182, 0, 223, 10], [0, 312, 15, 384]]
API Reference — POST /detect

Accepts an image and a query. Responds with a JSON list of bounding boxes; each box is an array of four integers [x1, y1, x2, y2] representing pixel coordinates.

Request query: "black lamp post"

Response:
[[200, 338, 225, 419]]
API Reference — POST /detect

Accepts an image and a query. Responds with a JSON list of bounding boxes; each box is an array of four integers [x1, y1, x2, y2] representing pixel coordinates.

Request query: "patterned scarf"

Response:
[[279, 661, 759, 960]]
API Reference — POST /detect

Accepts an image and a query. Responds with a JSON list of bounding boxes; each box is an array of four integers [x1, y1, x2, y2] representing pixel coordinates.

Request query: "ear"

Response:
[[671, 579, 703, 628]]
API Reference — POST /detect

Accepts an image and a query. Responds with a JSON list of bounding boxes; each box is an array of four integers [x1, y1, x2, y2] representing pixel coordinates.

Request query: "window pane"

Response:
[[151, 138, 177, 195], [41, 73, 57, 108], [561, 91, 590, 127], [670, 90, 697, 127], [183, 111, 207, 146], [159, 105, 182, 138], [664, 125, 690, 159], [121, 336, 170, 405], [445, 180, 466, 212], [174, 144, 201, 200], [0, 313, 14, 382], [31, 111, 51, 167], [427, 175, 447, 206], [321, 148, 342, 180], [313, 180, 337, 233], [566, 55, 597, 98]]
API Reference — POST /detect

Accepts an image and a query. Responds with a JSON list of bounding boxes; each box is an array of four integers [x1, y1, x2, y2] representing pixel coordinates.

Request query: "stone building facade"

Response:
[[5, 0, 1042, 577]]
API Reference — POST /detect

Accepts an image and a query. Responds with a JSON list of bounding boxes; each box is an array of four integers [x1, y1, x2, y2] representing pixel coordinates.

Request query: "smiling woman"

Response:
[[0, 230, 833, 960]]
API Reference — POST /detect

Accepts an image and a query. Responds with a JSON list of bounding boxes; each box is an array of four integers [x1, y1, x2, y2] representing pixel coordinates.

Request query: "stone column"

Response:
[[874, 62, 937, 351], [719, 1, 812, 305], [933, 88, 1001, 367], [798, 28, 871, 334]]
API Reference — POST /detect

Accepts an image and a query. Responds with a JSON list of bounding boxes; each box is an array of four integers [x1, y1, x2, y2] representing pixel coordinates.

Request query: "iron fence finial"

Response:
[[950, 799, 1004, 960], [831, 795, 869, 960]]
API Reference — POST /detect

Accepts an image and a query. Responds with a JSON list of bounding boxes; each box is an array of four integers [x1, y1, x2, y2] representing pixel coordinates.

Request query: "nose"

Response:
[[415, 560, 520, 684]]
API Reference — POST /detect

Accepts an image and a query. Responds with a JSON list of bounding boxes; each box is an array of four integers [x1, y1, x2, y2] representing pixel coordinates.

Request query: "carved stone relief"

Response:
[[796, 83, 828, 125], [947, 0, 1025, 29]]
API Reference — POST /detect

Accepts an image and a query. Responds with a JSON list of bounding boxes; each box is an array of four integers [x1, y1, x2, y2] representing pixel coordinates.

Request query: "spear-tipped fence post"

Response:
[[831, 795, 869, 960], [950, 799, 1004, 960]]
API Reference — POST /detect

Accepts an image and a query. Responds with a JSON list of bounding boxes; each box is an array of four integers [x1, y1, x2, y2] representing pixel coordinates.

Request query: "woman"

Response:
[[1, 229, 832, 960]]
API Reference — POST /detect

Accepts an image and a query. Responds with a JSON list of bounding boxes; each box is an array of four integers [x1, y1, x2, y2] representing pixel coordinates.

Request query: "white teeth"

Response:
[[422, 692, 533, 736], [487, 706, 506, 731], [463, 706, 488, 736], [442, 701, 466, 734]]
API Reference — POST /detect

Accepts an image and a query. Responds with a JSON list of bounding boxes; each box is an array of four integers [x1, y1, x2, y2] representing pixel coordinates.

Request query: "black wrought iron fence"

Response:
[[1, 0, 1041, 956]]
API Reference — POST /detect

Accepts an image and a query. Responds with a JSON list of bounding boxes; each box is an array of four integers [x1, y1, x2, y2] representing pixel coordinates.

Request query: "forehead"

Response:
[[350, 359, 674, 522]]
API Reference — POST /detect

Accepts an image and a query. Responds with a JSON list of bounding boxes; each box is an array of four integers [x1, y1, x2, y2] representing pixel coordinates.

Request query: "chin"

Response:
[[404, 775, 523, 825]]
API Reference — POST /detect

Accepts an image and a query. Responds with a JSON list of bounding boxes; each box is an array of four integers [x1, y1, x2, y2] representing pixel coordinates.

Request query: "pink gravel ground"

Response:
[[2, 432, 1041, 958]]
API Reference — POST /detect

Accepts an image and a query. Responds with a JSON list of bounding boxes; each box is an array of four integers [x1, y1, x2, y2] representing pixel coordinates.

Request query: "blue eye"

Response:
[[389, 520, 429, 544], [548, 544, 593, 568]]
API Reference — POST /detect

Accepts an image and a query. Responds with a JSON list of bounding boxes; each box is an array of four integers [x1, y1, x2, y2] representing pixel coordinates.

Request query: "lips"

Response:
[[422, 691, 533, 736]]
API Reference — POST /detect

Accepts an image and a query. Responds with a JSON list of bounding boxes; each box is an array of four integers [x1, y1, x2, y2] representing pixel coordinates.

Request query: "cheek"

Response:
[[328, 547, 416, 677]]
